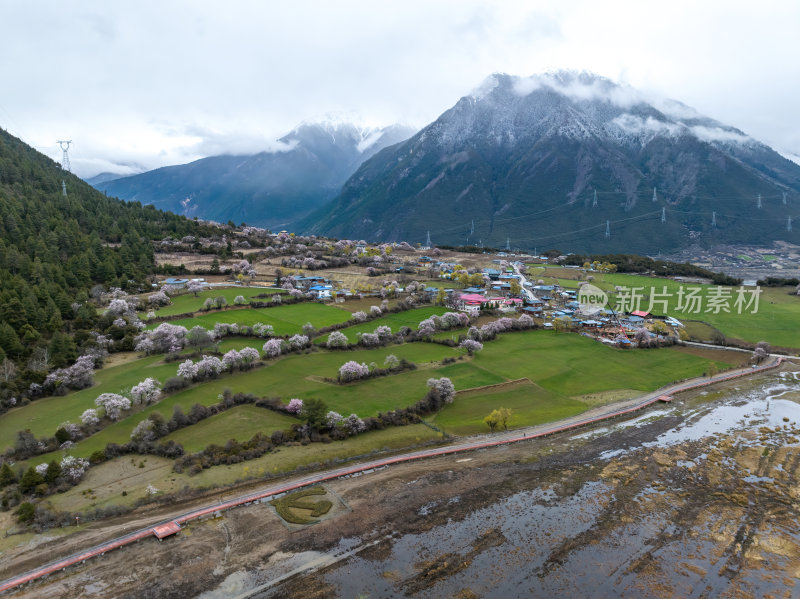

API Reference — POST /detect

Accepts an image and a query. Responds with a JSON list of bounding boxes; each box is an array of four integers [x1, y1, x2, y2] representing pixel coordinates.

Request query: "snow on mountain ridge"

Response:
[[443, 71, 758, 150]]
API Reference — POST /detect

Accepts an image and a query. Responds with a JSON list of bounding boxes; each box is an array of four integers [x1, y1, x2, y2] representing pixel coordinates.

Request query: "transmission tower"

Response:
[[425, 231, 432, 248], [652, 187, 657, 202], [57, 140, 72, 172], [505, 237, 511, 251], [757, 193, 762, 209], [788, 217, 793, 232], [605, 220, 610, 238], [711, 211, 717, 227], [661, 207, 666, 223], [783, 192, 788, 205], [470, 220, 474, 235], [61, 180, 67, 197], [592, 189, 597, 208]]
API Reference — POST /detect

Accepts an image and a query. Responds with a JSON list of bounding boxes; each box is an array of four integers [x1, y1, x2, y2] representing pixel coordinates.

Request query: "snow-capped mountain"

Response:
[[92, 120, 416, 228], [303, 71, 800, 253]]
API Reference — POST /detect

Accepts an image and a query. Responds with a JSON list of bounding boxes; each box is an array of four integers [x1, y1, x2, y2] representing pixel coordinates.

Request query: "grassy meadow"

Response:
[[147, 286, 281, 317]]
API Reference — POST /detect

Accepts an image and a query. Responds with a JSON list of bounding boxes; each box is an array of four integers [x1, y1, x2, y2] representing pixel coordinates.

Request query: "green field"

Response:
[[0, 355, 177, 453], [431, 379, 585, 435], [163, 405, 299, 453], [148, 286, 281, 317], [20, 342, 461, 467], [12, 328, 739, 472], [315, 306, 450, 344], [154, 302, 353, 336]]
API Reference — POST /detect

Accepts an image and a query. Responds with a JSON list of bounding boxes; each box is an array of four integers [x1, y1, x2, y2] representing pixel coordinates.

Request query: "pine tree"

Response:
[[0, 462, 17, 487]]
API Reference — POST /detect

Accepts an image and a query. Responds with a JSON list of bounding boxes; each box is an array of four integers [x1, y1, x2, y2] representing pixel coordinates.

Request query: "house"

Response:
[[308, 285, 333, 299], [523, 306, 543, 316], [459, 293, 490, 306], [482, 268, 501, 280], [162, 277, 189, 289], [294, 275, 328, 289]]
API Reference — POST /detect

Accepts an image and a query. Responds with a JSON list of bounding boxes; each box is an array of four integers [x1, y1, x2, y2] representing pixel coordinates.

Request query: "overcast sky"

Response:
[[1, 0, 798, 178]]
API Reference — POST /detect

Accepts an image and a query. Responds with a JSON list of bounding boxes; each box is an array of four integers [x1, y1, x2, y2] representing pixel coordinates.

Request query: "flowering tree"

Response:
[[80, 408, 99, 426], [234, 295, 247, 305], [148, 291, 171, 307], [106, 298, 133, 316], [302, 322, 316, 336], [352, 311, 367, 323], [326, 331, 349, 349], [418, 318, 435, 338], [326, 411, 344, 429], [384, 354, 400, 369], [374, 325, 393, 342], [130, 378, 162, 405], [252, 322, 274, 338], [222, 349, 243, 371], [427, 377, 455, 403], [239, 347, 260, 367], [94, 393, 131, 420], [60, 456, 90, 483], [460, 339, 484, 355], [344, 413, 366, 434], [135, 323, 189, 354], [263, 338, 285, 358], [518, 314, 534, 329], [338, 360, 370, 382], [177, 359, 198, 380], [287, 334, 310, 351], [370, 305, 382, 317], [213, 322, 238, 338], [194, 355, 224, 379], [43, 355, 96, 391], [359, 332, 380, 347], [187, 280, 204, 296], [286, 398, 304, 414]]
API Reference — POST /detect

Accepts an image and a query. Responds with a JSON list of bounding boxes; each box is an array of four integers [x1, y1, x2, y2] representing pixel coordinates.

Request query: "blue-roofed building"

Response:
[[162, 277, 189, 288]]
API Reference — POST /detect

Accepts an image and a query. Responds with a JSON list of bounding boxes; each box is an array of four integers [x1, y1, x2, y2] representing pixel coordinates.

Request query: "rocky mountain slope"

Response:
[[303, 72, 800, 253], [93, 121, 415, 228]]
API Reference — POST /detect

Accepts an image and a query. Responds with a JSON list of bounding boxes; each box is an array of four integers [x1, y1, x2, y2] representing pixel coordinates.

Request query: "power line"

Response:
[[57, 140, 72, 172], [661, 206, 666, 223], [757, 193, 762, 209]]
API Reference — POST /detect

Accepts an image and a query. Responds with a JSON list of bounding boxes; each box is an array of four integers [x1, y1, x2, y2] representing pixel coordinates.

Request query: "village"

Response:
[[155, 244, 684, 351]]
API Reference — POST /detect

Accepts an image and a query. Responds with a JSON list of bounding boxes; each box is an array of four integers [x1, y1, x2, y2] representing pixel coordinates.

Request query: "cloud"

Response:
[[610, 114, 683, 138], [689, 125, 751, 145], [511, 71, 647, 108]]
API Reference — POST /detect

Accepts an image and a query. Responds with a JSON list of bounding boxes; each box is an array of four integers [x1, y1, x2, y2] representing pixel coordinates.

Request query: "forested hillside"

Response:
[[0, 128, 221, 399]]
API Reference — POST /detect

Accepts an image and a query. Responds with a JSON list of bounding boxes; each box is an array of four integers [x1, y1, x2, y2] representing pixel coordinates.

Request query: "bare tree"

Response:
[[0, 358, 17, 382]]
